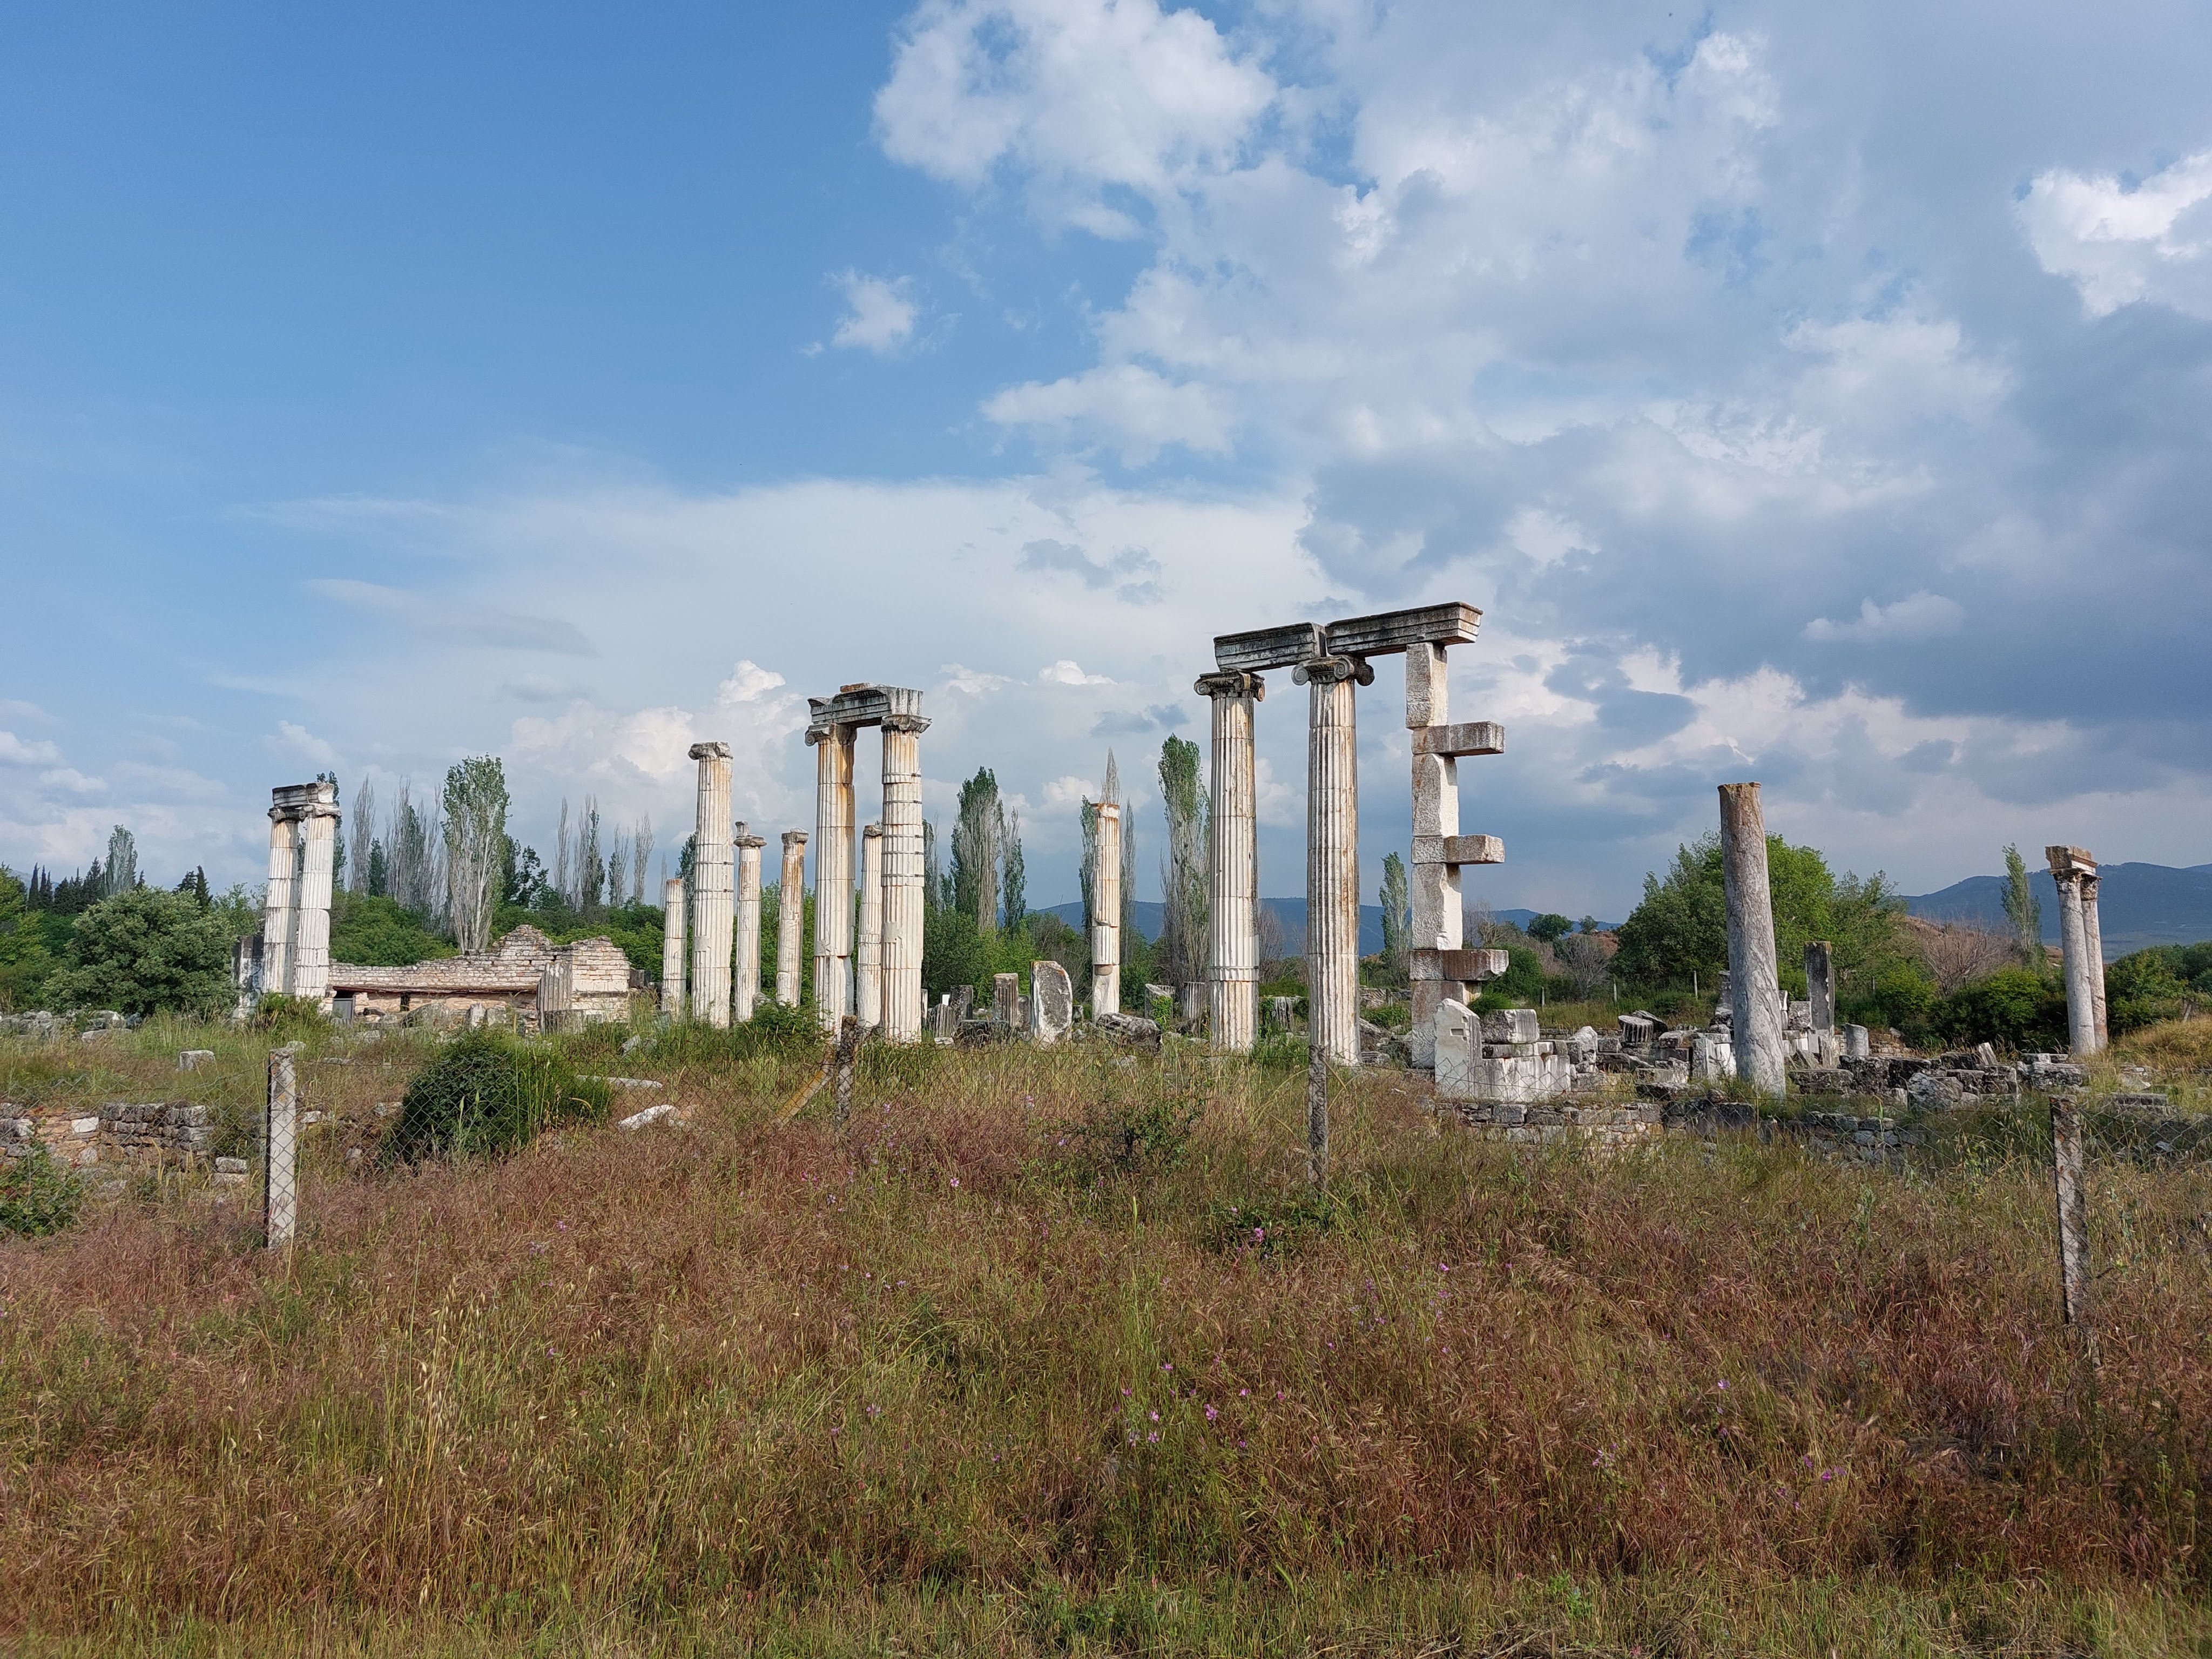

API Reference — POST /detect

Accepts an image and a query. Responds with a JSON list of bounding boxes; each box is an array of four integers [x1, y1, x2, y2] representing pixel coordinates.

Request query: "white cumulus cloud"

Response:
[[2019, 150, 2212, 318], [830, 271, 920, 353]]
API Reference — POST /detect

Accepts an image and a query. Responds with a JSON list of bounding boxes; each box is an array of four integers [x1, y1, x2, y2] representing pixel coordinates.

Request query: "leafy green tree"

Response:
[[1002, 811, 1027, 928], [0, 867, 58, 1011], [44, 887, 232, 1017], [331, 891, 457, 967], [1614, 830, 1917, 1007], [1378, 853, 1409, 982], [1934, 966, 2067, 1050], [442, 755, 510, 952], [2000, 843, 2043, 961], [952, 769, 1004, 935], [1528, 912, 1573, 943], [1158, 734, 1207, 985]]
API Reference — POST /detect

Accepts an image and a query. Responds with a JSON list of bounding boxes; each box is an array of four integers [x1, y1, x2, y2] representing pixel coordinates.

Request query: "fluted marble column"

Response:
[[879, 716, 927, 1041], [856, 823, 884, 1028], [1719, 783, 1786, 1095], [776, 830, 808, 1007], [260, 808, 300, 1001], [660, 876, 686, 1016], [1091, 801, 1121, 1018], [288, 784, 340, 1007], [1298, 655, 1366, 1066], [688, 741, 734, 1028], [734, 828, 765, 1021], [810, 720, 856, 1031], [2048, 846, 2103, 1057], [1196, 670, 1262, 1051]]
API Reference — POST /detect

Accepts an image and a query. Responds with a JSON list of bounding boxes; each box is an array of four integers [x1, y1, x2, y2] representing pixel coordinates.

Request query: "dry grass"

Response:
[[2, 1020, 2210, 1654]]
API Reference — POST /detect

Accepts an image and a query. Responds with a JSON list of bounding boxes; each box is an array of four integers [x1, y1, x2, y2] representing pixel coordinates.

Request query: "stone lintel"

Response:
[[1412, 834, 1506, 866], [1192, 669, 1266, 702], [1213, 622, 1324, 673], [2045, 845, 2098, 878], [1324, 602, 1480, 659], [805, 684, 926, 733], [1412, 721, 1505, 758], [269, 780, 340, 820], [1412, 947, 1510, 982], [1293, 655, 1373, 686]]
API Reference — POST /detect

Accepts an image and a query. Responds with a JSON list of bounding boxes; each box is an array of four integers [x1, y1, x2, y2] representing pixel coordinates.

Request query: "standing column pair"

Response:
[[1195, 671, 1262, 1052], [2047, 846, 2106, 1056]]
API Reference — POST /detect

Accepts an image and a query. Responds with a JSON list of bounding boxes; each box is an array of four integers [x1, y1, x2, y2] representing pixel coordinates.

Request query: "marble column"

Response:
[[288, 783, 340, 1007], [856, 823, 884, 1029], [2047, 847, 2102, 1057], [1297, 654, 1367, 1067], [2082, 872, 2108, 1047], [1091, 801, 1121, 1018], [734, 828, 766, 1021], [660, 877, 686, 1017], [1405, 643, 1459, 1069], [776, 830, 808, 1007], [260, 806, 300, 1001], [809, 720, 856, 1031], [879, 715, 928, 1041], [687, 741, 735, 1028], [1196, 670, 1262, 1052], [1718, 783, 1786, 1095]]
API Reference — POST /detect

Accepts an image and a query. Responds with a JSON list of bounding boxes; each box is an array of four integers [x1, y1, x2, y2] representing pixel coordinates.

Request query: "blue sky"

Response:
[[3, 0, 2209, 916]]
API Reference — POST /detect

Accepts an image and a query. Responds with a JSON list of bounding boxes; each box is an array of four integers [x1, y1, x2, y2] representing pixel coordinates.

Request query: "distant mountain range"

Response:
[[1904, 861, 2212, 960], [1037, 860, 2212, 965], [1038, 900, 1616, 956]]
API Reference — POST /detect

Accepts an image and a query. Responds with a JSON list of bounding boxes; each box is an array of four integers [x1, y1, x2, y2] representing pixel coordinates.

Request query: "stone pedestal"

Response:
[[1091, 802, 1121, 1018], [1194, 670, 1262, 1053], [808, 719, 856, 1031], [776, 831, 808, 1007], [734, 830, 765, 1021], [1718, 783, 1786, 1095], [688, 743, 735, 1028], [2047, 846, 2104, 1056], [856, 823, 884, 1029], [660, 877, 686, 1016], [1298, 655, 1366, 1067]]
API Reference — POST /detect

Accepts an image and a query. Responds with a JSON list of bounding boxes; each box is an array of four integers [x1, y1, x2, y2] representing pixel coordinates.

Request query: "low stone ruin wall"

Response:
[[1, 1100, 218, 1169]]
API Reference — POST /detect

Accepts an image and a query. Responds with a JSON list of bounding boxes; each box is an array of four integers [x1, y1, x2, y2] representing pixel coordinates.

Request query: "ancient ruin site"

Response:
[[4, 4, 2210, 1656]]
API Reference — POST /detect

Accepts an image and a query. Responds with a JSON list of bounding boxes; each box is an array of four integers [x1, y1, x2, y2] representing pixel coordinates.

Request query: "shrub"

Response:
[[42, 888, 233, 1018], [252, 994, 327, 1038], [644, 1001, 824, 1068], [380, 1033, 612, 1164], [1063, 1068, 1203, 1182], [0, 1145, 84, 1237], [1932, 966, 2068, 1051]]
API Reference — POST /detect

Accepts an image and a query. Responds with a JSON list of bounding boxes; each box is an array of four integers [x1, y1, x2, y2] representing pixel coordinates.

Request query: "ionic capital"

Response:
[[1193, 669, 1266, 702], [688, 741, 733, 762], [1292, 655, 1373, 687], [880, 714, 932, 735]]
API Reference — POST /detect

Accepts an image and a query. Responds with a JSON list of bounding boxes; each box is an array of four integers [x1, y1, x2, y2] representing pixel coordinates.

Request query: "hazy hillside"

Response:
[[1905, 861, 2212, 959]]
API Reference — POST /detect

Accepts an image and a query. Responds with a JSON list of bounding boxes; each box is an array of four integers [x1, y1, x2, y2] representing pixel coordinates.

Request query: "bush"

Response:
[[1931, 967, 2068, 1051], [1063, 1067, 1203, 1182], [252, 994, 327, 1038], [43, 888, 233, 1019], [380, 1033, 612, 1164], [0, 1145, 84, 1237], [329, 892, 454, 967]]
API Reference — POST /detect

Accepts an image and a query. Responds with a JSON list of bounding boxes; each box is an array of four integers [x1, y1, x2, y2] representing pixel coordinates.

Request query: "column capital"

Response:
[[862, 822, 884, 839], [781, 829, 809, 850], [1293, 655, 1373, 687], [1193, 669, 1266, 702], [688, 740, 733, 761], [881, 713, 931, 735], [734, 832, 766, 849], [2045, 845, 2098, 879]]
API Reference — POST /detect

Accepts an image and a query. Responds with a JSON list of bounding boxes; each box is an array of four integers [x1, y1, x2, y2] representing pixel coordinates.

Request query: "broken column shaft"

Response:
[[660, 877, 686, 1016], [687, 743, 736, 1028], [734, 828, 765, 1021], [1091, 801, 1122, 1018], [1299, 653, 1367, 1067], [1195, 670, 1262, 1052], [1718, 782, 1787, 1095], [260, 811, 299, 1001], [809, 719, 856, 1031], [776, 831, 808, 1007], [856, 823, 884, 1029]]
